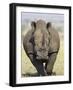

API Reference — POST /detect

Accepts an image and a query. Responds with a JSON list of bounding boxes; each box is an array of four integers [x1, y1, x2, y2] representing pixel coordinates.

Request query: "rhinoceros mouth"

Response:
[[35, 51, 49, 60], [36, 55, 49, 60]]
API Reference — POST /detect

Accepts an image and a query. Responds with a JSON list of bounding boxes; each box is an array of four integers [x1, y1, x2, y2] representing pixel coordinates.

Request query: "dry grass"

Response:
[[53, 39, 64, 75], [21, 45, 37, 75]]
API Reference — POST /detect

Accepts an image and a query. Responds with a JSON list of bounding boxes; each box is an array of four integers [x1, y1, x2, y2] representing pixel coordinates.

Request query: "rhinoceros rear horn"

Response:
[[47, 22, 51, 29], [31, 21, 36, 29]]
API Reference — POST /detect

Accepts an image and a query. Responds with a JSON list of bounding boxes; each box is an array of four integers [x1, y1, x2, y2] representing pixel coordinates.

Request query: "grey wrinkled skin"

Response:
[[23, 20, 60, 76]]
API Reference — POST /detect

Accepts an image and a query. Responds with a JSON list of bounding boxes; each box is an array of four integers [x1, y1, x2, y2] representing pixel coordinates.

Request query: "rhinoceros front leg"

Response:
[[45, 53, 57, 75], [29, 54, 46, 76]]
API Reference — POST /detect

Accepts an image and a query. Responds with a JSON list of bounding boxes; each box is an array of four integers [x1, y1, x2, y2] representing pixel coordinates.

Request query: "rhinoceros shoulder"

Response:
[[23, 29, 34, 54], [48, 27, 60, 53]]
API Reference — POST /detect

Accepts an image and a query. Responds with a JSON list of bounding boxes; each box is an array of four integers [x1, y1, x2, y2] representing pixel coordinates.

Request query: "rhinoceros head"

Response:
[[31, 20, 51, 60]]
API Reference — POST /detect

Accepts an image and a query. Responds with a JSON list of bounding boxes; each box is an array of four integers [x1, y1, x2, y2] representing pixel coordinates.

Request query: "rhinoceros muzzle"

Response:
[[35, 50, 49, 60]]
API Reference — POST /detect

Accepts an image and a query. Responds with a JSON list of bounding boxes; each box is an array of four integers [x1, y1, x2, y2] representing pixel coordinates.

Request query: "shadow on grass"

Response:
[[22, 73, 40, 77], [22, 72, 56, 77]]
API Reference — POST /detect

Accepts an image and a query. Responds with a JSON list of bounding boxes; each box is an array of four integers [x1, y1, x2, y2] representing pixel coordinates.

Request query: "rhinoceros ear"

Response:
[[46, 22, 51, 29], [31, 21, 36, 29]]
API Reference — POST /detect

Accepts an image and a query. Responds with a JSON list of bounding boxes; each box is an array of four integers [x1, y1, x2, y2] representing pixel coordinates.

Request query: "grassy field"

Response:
[[21, 33, 64, 76], [53, 39, 64, 75]]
